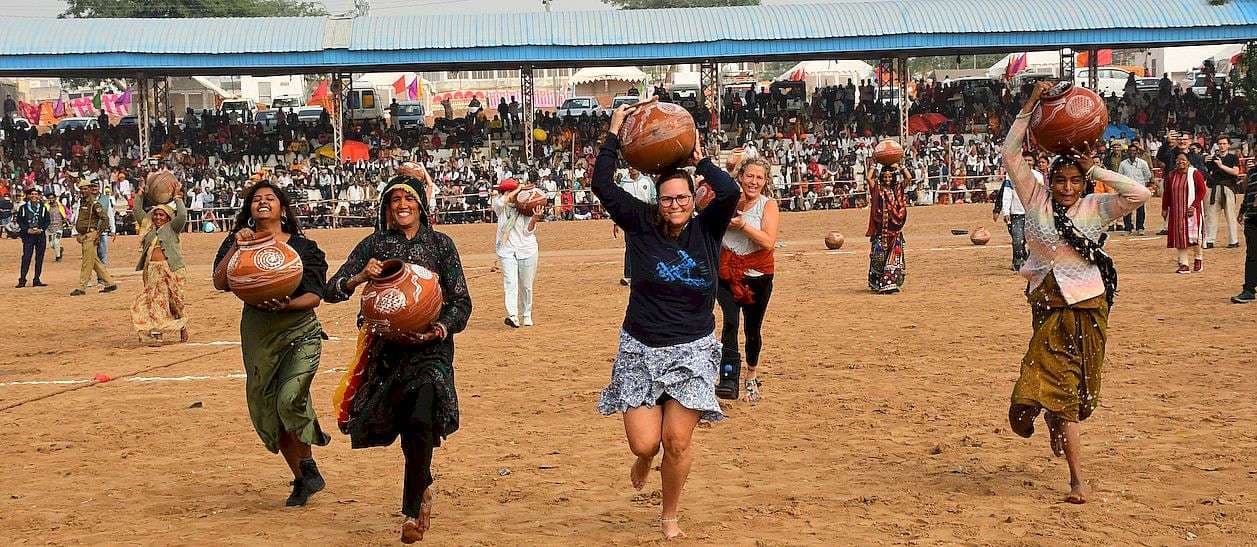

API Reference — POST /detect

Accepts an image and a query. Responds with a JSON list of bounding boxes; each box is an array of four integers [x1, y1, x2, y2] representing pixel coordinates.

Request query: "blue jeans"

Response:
[[1008, 214, 1027, 270]]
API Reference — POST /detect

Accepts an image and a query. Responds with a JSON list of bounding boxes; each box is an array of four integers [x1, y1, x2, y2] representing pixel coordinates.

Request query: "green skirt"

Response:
[[240, 307, 331, 453], [1010, 273, 1108, 423]]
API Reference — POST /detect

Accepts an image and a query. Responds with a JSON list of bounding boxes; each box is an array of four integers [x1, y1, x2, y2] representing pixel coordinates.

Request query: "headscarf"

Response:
[[140, 202, 176, 234], [378, 175, 432, 232]]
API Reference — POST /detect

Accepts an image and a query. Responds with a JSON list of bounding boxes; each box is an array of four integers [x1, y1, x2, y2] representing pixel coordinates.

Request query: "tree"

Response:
[[60, 0, 327, 19], [602, 0, 758, 8]]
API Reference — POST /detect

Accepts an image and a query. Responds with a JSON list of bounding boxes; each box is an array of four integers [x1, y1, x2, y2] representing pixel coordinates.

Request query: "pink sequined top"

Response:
[[1002, 114, 1151, 305]]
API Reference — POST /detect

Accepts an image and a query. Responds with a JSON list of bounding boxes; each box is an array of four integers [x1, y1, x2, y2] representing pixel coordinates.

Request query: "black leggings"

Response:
[[716, 275, 774, 369], [400, 427, 436, 519]]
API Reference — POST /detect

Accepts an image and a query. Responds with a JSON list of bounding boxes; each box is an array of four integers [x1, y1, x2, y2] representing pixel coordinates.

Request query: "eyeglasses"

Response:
[[659, 194, 693, 207]]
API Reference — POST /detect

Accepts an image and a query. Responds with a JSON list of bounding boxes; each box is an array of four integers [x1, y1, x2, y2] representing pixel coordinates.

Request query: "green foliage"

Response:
[[602, 0, 758, 9], [1238, 42, 1257, 100], [59, 0, 328, 19]]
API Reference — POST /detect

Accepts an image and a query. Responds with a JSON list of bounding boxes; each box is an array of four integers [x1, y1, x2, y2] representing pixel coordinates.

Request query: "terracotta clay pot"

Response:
[[515, 188, 547, 216], [726, 147, 745, 173], [360, 259, 444, 340], [145, 171, 181, 205], [619, 101, 696, 174], [970, 227, 992, 245], [825, 231, 845, 250], [1030, 82, 1108, 155], [872, 139, 905, 166], [226, 233, 304, 306]]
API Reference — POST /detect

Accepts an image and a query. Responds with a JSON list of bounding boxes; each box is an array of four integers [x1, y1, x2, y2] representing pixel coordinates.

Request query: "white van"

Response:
[[221, 98, 257, 124], [1075, 67, 1132, 98], [347, 84, 384, 121]]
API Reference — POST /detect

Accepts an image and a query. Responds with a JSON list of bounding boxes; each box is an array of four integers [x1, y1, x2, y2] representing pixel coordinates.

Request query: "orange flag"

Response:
[[307, 80, 335, 118]]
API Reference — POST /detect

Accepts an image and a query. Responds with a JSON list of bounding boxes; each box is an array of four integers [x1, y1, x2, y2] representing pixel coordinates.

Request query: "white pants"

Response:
[[1204, 186, 1239, 245], [1178, 245, 1203, 266], [500, 254, 537, 321]]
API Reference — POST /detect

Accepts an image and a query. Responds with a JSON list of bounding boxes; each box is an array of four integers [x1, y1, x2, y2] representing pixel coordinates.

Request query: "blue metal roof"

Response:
[[0, 1, 1252, 75]]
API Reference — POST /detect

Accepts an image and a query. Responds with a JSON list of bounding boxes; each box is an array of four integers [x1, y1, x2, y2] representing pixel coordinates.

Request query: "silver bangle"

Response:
[[1015, 111, 1032, 120]]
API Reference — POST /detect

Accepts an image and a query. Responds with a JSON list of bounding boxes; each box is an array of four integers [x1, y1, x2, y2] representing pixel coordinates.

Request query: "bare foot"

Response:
[[1064, 481, 1089, 504], [401, 488, 434, 543], [630, 456, 652, 491], [1045, 413, 1065, 457], [660, 516, 685, 540]]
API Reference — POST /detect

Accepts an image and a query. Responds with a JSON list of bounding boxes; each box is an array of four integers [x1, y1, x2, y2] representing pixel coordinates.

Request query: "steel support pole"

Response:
[[151, 77, 169, 130], [136, 75, 151, 158], [522, 66, 534, 164], [331, 73, 350, 229], [1060, 48, 1076, 80], [898, 58, 910, 148], [700, 61, 720, 139], [1087, 48, 1099, 90]]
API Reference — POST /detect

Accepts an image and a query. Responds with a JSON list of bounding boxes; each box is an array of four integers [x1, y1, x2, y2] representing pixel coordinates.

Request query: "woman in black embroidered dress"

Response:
[[325, 167, 472, 544]]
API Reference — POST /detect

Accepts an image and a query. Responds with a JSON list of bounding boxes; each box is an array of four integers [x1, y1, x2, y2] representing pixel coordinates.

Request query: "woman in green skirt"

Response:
[[213, 180, 331, 507]]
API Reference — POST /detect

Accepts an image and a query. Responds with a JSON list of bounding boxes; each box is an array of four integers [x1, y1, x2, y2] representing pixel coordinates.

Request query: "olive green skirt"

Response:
[[1010, 273, 1108, 423], [240, 307, 331, 453]]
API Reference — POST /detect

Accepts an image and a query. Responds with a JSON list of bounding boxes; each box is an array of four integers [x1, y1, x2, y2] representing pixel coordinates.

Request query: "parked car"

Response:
[[116, 115, 138, 127], [55, 117, 98, 133], [610, 95, 640, 109], [295, 106, 325, 125], [252, 110, 278, 133], [1074, 67, 1132, 97], [393, 101, 427, 130], [556, 96, 603, 118]]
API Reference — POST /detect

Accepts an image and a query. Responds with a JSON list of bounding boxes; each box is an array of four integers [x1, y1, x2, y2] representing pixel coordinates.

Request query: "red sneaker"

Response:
[[1193, 259, 1203, 272], [1176, 264, 1190, 274]]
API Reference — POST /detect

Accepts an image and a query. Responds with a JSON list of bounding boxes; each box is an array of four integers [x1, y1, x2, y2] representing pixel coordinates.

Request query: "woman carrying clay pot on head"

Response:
[[324, 167, 472, 544], [865, 156, 911, 294], [212, 180, 331, 508], [593, 98, 739, 540], [1002, 81, 1150, 504], [130, 179, 189, 346]]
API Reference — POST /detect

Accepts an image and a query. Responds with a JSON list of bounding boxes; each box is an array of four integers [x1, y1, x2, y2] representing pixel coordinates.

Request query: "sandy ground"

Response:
[[0, 201, 1253, 546]]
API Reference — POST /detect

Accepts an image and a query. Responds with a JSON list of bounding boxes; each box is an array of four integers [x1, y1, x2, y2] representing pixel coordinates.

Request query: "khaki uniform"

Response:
[[75, 199, 114, 290]]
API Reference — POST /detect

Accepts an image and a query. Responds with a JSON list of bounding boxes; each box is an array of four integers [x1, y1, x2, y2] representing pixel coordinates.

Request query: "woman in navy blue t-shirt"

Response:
[[593, 98, 740, 540]]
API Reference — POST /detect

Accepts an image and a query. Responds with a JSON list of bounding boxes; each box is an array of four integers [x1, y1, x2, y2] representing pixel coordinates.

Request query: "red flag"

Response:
[[18, 100, 39, 122], [392, 75, 406, 95], [1005, 53, 1028, 79], [1077, 49, 1113, 68]]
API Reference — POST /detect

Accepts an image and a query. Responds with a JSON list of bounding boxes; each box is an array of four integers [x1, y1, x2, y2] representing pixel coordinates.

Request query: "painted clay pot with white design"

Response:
[[825, 231, 845, 250], [693, 178, 715, 211], [970, 227, 992, 245], [872, 139, 905, 166], [515, 188, 547, 216], [619, 101, 696, 174], [1030, 82, 1108, 155], [226, 233, 304, 306], [144, 171, 182, 205], [360, 259, 444, 341]]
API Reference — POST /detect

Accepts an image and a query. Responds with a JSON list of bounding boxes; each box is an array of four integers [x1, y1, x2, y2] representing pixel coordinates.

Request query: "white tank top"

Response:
[[721, 194, 770, 276]]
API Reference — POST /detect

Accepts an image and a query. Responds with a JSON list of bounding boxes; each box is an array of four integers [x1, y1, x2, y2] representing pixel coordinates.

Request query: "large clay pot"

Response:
[[825, 231, 845, 250], [515, 188, 546, 216], [970, 227, 992, 246], [360, 259, 444, 341], [873, 139, 905, 166], [226, 234, 304, 306], [145, 171, 181, 205], [1030, 82, 1108, 155], [726, 147, 745, 173], [619, 101, 696, 174]]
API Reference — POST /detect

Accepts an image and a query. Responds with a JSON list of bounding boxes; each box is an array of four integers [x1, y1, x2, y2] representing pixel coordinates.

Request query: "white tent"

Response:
[[569, 66, 650, 86], [774, 60, 874, 87], [986, 51, 1062, 79]]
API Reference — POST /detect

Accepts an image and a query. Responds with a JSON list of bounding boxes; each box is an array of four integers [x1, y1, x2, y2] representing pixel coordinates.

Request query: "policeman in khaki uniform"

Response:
[[70, 180, 118, 296]]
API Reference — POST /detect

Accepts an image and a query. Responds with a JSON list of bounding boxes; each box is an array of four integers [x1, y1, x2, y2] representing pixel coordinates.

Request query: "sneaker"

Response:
[[1227, 243, 1240, 249], [286, 459, 326, 507], [1135, 229, 1145, 236], [1157, 229, 1169, 236], [69, 289, 86, 296], [504, 316, 520, 328], [1176, 265, 1190, 275], [619, 277, 630, 286], [1193, 259, 1203, 273], [1232, 291, 1256, 304], [100, 284, 118, 293], [715, 363, 740, 400]]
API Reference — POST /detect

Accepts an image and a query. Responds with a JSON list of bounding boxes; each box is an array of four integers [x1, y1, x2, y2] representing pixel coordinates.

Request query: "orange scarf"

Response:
[[719, 247, 774, 304]]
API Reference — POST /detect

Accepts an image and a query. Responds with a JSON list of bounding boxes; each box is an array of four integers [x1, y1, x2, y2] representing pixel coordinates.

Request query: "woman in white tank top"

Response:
[[716, 157, 780, 402]]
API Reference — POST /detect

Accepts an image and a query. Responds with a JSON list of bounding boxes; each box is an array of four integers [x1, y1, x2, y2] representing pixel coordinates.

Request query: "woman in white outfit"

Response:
[[493, 179, 540, 327]]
